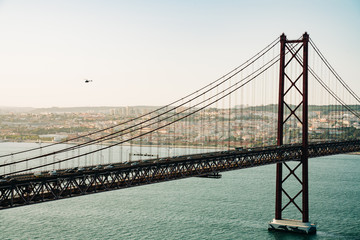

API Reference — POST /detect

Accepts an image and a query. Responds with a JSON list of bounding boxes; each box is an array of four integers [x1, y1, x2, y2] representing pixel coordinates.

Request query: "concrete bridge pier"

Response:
[[268, 219, 316, 234]]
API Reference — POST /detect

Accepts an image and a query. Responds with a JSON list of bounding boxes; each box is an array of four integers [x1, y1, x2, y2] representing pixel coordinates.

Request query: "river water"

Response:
[[0, 143, 359, 239]]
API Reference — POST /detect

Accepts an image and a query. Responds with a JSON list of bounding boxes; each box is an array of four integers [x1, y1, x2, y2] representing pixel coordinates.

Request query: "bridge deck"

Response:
[[1, 140, 359, 210]]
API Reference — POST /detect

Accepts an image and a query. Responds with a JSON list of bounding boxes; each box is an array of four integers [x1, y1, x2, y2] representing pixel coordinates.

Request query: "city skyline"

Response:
[[1, 0, 359, 108]]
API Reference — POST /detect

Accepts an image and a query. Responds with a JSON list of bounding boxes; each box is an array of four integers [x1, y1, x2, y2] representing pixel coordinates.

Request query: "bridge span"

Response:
[[1, 32, 360, 234], [1, 140, 359, 210]]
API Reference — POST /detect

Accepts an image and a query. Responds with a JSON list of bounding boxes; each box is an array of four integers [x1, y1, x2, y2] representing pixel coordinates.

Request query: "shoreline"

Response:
[[2, 140, 360, 155], [0, 140, 225, 150]]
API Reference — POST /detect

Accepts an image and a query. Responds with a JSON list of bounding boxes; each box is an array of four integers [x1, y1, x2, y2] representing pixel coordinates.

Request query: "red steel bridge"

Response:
[[1, 33, 360, 234]]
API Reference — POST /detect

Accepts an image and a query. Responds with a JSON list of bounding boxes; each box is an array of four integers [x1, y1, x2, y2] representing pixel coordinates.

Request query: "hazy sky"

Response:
[[0, 0, 359, 107]]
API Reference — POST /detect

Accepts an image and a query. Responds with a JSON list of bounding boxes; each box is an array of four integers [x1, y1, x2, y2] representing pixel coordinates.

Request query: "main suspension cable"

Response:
[[309, 38, 360, 104], [0, 37, 279, 159], [1, 39, 280, 168], [3, 52, 281, 176]]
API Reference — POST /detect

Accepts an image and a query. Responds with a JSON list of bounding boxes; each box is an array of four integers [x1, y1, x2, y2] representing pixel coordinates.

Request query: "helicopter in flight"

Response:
[[84, 79, 93, 83]]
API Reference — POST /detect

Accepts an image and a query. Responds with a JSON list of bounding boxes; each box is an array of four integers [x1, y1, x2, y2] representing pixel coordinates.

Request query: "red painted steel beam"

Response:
[[302, 32, 309, 223], [276, 33, 287, 220]]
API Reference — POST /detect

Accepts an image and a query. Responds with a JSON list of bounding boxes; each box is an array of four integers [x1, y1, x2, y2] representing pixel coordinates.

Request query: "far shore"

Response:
[[2, 140, 360, 155], [0, 139, 225, 150]]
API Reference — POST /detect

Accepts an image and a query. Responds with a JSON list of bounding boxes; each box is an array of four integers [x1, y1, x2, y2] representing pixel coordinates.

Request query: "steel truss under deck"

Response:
[[1, 140, 359, 210]]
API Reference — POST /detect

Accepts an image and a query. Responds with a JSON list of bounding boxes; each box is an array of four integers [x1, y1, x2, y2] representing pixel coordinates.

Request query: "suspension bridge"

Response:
[[1, 33, 360, 234]]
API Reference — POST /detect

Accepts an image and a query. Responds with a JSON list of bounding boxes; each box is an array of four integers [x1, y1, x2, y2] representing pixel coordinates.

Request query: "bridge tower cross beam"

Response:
[[269, 32, 316, 234]]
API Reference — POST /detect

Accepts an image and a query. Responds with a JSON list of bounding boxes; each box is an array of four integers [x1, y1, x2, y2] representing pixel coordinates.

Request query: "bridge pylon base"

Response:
[[268, 219, 317, 235]]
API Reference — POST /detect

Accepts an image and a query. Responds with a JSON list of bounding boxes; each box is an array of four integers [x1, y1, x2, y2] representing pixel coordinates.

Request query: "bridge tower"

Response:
[[268, 32, 317, 234]]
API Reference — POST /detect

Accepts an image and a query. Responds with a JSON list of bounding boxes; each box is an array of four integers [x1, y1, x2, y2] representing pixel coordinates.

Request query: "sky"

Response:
[[0, 0, 359, 108]]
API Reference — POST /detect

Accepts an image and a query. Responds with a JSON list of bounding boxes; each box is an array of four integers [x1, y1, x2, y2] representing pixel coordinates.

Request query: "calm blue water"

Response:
[[0, 143, 360, 239]]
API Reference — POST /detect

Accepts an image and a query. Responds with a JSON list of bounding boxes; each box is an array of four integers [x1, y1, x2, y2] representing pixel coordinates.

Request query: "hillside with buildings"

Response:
[[0, 105, 359, 147]]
